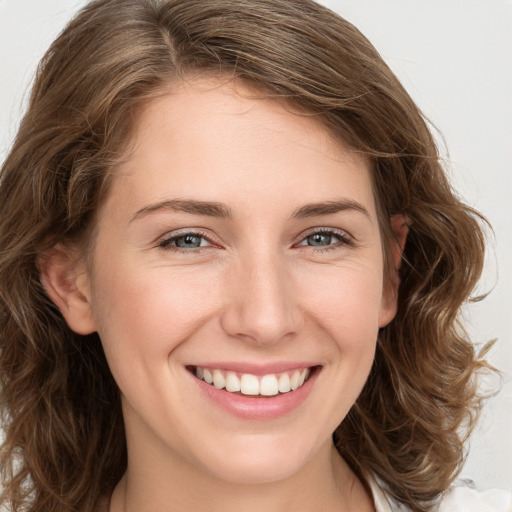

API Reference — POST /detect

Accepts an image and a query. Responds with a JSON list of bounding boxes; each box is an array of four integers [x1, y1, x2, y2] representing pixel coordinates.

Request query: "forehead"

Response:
[[134, 78, 353, 158], [104, 78, 377, 221]]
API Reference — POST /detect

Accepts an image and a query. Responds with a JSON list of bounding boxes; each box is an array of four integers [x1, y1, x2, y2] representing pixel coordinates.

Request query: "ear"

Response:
[[38, 244, 97, 335], [378, 214, 409, 328]]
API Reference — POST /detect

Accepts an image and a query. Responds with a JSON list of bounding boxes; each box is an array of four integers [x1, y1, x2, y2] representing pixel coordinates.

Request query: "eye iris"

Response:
[[175, 234, 202, 248], [307, 233, 332, 246]]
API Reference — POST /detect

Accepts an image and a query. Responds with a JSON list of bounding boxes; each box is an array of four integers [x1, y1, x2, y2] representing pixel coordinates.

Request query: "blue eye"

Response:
[[305, 233, 334, 247], [159, 232, 211, 250], [297, 229, 352, 250], [174, 234, 205, 248]]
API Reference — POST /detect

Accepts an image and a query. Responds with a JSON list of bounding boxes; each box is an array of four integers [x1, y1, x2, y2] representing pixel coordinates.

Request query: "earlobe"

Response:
[[38, 244, 97, 335], [378, 214, 410, 328]]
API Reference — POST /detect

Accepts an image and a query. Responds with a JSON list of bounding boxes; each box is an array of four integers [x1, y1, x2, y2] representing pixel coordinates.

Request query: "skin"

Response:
[[41, 79, 407, 512]]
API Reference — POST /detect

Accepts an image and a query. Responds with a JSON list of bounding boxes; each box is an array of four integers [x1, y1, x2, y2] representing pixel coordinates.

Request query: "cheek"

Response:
[[87, 264, 223, 423], [289, 266, 382, 431], [89, 261, 221, 361], [299, 263, 385, 341]]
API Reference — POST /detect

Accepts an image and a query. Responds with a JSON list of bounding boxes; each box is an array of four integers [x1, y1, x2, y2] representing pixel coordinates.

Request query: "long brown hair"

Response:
[[0, 1, 489, 511]]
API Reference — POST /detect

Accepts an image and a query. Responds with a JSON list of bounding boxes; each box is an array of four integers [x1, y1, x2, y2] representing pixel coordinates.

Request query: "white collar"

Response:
[[367, 475, 395, 512]]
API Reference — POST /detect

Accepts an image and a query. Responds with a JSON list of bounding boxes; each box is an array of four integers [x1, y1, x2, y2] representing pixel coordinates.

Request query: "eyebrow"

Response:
[[131, 199, 233, 222], [130, 198, 370, 223], [291, 199, 371, 220]]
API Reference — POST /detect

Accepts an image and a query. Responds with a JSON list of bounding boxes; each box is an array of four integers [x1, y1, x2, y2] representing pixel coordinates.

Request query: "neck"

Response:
[[110, 442, 374, 512]]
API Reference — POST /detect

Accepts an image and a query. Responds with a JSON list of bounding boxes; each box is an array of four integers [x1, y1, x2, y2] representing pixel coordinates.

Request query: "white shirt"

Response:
[[369, 477, 512, 512]]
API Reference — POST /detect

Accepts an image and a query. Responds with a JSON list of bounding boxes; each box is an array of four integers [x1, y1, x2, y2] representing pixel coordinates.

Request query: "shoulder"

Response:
[[368, 476, 512, 512], [437, 479, 512, 512]]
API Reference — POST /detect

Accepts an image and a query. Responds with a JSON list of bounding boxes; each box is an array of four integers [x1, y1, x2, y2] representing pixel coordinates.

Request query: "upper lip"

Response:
[[187, 361, 320, 376]]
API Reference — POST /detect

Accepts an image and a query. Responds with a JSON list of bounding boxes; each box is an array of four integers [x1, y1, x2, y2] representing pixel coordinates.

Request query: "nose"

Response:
[[220, 251, 302, 347]]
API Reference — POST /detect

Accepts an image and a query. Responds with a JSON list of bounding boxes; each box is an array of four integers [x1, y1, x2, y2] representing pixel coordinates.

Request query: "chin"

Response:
[[192, 432, 318, 485]]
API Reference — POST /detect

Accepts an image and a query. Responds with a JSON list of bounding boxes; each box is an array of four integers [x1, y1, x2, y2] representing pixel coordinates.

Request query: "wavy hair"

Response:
[[0, 1, 489, 511]]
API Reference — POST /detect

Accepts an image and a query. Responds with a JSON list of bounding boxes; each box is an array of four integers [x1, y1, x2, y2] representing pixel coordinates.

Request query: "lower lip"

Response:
[[189, 368, 319, 420]]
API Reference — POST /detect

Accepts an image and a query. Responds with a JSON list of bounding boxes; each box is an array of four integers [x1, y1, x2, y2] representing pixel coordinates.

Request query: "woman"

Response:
[[0, 1, 509, 511]]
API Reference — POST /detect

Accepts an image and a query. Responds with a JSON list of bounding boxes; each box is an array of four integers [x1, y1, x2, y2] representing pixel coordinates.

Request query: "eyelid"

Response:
[[154, 226, 354, 252], [156, 228, 220, 250], [293, 227, 354, 249]]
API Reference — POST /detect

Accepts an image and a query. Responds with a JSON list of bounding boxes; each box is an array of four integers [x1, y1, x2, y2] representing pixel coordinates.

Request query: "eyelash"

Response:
[[157, 228, 353, 253], [157, 229, 214, 252], [294, 228, 353, 253]]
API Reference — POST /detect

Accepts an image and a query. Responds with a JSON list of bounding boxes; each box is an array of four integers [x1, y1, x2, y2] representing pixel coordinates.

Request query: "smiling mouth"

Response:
[[190, 366, 316, 397]]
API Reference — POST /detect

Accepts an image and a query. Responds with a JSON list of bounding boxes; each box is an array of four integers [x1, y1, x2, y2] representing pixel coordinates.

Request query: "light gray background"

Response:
[[1, 0, 511, 491]]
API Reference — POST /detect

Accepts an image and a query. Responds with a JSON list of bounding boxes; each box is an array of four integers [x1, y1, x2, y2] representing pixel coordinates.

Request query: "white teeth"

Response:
[[194, 366, 312, 396], [290, 370, 301, 390], [213, 369, 225, 389], [225, 371, 241, 392], [259, 374, 279, 396], [240, 374, 260, 395], [278, 373, 291, 393], [203, 368, 213, 384]]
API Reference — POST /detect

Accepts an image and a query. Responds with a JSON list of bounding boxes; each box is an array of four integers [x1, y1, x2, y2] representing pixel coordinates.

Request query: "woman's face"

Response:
[[74, 79, 398, 484]]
